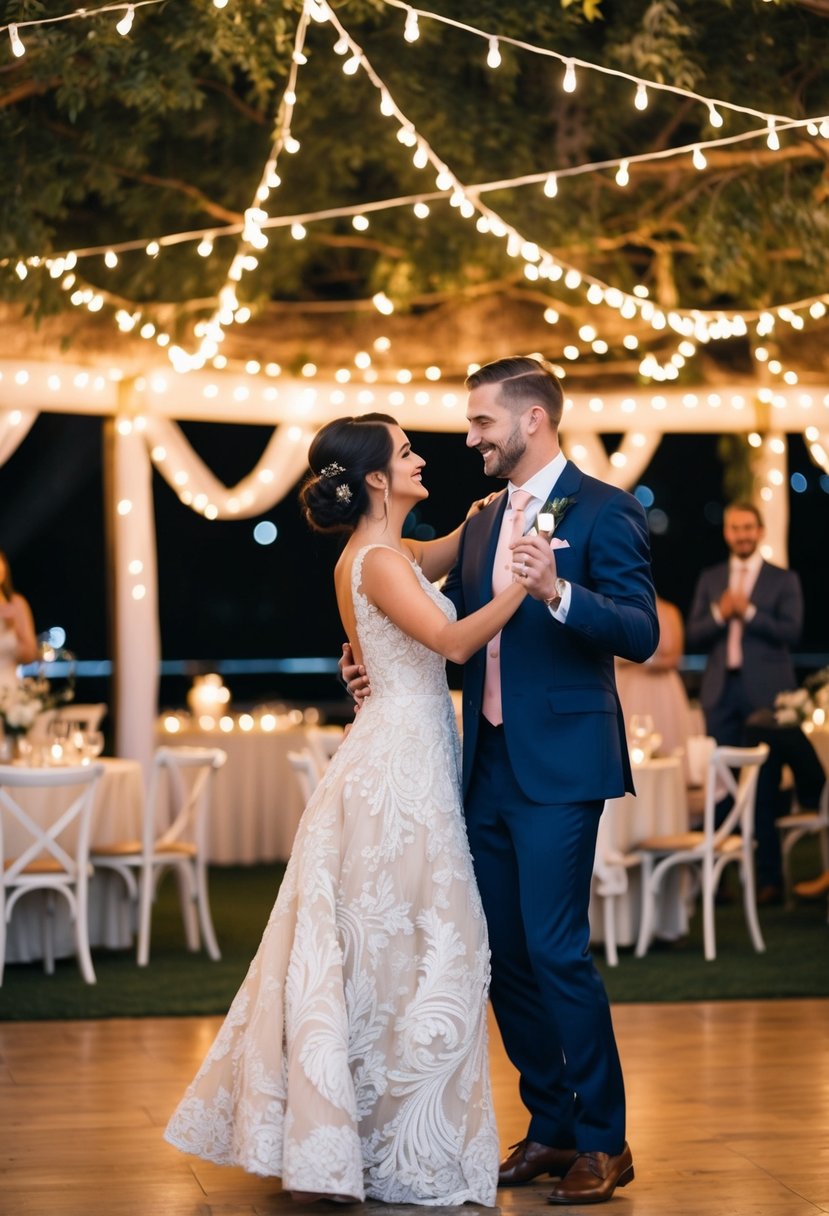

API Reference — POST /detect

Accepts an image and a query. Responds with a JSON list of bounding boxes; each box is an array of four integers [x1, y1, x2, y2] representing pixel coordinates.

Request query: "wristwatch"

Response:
[[544, 577, 568, 610]]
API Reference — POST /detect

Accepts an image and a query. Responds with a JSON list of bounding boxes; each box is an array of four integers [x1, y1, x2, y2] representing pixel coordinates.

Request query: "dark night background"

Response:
[[1, 416, 827, 714]]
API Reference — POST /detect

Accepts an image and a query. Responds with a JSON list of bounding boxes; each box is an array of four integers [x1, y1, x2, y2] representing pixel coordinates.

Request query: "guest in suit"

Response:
[[344, 356, 658, 1202], [686, 502, 804, 901]]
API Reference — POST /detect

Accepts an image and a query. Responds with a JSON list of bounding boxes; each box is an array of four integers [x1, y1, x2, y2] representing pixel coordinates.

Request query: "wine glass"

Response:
[[81, 730, 105, 762], [628, 714, 655, 762]]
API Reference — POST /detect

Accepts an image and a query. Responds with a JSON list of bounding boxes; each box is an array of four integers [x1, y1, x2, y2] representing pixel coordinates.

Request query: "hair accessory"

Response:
[[335, 483, 352, 503], [320, 462, 346, 479]]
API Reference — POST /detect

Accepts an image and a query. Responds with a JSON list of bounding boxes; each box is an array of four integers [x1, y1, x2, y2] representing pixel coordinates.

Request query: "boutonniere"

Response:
[[535, 496, 575, 536]]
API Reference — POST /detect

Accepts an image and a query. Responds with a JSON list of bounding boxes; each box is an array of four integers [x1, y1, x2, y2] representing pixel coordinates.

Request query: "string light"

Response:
[[8, 24, 25, 56], [562, 59, 577, 93], [404, 8, 420, 42], [692, 145, 707, 170], [378, 0, 801, 127], [634, 83, 648, 111], [708, 103, 723, 128], [767, 119, 780, 150], [116, 5, 134, 35], [7, 0, 829, 380], [487, 37, 501, 69]]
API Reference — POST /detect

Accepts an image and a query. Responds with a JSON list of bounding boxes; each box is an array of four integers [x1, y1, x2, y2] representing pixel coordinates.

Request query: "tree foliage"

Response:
[[2, 0, 829, 379]]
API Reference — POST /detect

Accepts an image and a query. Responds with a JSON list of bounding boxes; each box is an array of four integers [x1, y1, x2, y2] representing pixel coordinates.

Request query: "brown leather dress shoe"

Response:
[[498, 1138, 578, 1186], [546, 1142, 634, 1204]]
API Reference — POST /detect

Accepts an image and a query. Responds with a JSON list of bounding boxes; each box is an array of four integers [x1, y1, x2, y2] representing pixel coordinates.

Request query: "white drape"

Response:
[[143, 415, 315, 518], [0, 407, 38, 465], [562, 430, 662, 488]]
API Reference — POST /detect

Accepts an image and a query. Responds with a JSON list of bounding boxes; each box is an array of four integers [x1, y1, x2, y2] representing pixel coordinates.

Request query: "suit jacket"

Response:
[[443, 461, 658, 805], [686, 559, 802, 714]]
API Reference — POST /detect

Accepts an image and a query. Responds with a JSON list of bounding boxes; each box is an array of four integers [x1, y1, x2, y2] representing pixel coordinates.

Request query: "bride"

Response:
[[164, 413, 528, 1205]]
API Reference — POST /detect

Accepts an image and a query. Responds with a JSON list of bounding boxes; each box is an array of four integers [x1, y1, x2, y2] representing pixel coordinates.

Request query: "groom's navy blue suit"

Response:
[[444, 459, 658, 1155]]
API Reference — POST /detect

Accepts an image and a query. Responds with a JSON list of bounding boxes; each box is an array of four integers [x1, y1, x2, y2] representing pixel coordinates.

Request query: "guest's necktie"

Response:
[[482, 490, 532, 726], [726, 565, 747, 670]]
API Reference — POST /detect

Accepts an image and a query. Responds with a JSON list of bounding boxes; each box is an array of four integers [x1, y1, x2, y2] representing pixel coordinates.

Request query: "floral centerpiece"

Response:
[[0, 677, 55, 736], [0, 645, 76, 760], [773, 666, 829, 727]]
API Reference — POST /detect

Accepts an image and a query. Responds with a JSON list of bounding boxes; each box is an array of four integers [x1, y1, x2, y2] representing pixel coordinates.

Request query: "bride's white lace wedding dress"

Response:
[[164, 545, 499, 1206]]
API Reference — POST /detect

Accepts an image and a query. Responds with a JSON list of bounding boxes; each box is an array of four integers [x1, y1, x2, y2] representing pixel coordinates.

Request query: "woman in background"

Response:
[[0, 550, 38, 689], [615, 594, 694, 768]]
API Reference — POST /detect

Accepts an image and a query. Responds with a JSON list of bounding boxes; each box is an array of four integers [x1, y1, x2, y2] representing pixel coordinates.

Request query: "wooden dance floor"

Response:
[[1, 999, 827, 1215]]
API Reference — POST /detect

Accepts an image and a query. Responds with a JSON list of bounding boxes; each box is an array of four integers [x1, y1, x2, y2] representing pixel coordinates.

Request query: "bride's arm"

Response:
[[361, 546, 525, 665], [403, 493, 498, 583]]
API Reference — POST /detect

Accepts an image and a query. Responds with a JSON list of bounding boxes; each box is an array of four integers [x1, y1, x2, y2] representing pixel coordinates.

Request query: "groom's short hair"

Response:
[[465, 356, 563, 426]]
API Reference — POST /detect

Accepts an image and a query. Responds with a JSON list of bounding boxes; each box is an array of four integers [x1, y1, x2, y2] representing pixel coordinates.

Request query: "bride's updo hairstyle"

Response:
[[300, 412, 397, 533]]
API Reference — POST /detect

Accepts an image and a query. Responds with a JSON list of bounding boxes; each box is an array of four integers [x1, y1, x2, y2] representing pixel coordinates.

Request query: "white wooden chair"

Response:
[[32, 703, 108, 747], [591, 809, 642, 967], [0, 763, 105, 985], [287, 749, 321, 805], [776, 779, 829, 913], [90, 746, 225, 966], [635, 744, 769, 962]]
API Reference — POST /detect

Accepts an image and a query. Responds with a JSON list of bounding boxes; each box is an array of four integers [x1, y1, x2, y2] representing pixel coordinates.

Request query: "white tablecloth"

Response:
[[156, 726, 311, 864], [590, 756, 689, 947], [3, 757, 144, 964], [807, 726, 829, 778]]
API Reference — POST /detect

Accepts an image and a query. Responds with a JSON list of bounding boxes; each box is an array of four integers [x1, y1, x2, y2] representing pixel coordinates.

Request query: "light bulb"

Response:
[[116, 5, 134, 35], [544, 173, 558, 198], [404, 9, 420, 42], [562, 59, 577, 93], [105, 250, 119, 268], [708, 103, 723, 128], [634, 82, 648, 111], [692, 145, 707, 170], [487, 38, 501, 69], [343, 54, 361, 75], [197, 238, 213, 257], [9, 25, 25, 57], [291, 223, 307, 240], [767, 120, 780, 150], [615, 159, 630, 187]]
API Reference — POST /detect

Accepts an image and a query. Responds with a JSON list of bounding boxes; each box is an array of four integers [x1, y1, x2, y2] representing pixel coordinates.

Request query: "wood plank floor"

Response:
[[1, 1000, 828, 1215]]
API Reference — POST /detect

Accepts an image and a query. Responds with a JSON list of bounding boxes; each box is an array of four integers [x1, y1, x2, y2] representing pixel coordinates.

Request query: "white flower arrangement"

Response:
[[0, 677, 51, 735], [774, 666, 829, 727]]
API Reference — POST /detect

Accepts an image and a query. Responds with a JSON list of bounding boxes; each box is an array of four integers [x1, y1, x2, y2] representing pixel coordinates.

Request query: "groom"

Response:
[[347, 356, 658, 1204]]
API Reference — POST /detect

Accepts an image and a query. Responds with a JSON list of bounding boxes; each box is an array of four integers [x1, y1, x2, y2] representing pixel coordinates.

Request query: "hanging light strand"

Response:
[[378, 0, 801, 126], [0, 0, 166, 40]]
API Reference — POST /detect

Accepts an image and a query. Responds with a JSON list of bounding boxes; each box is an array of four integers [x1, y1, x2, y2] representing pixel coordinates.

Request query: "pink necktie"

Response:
[[726, 565, 747, 669], [482, 490, 531, 726]]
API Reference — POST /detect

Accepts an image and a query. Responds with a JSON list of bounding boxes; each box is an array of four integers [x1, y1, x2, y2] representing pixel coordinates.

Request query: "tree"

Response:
[[2, 0, 829, 386]]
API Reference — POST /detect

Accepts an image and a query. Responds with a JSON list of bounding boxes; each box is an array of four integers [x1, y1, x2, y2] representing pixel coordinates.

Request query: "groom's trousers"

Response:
[[465, 718, 626, 1155]]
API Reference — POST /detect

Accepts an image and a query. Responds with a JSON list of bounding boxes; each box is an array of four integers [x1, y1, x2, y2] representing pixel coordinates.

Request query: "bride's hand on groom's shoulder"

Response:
[[340, 642, 371, 709], [466, 492, 499, 519]]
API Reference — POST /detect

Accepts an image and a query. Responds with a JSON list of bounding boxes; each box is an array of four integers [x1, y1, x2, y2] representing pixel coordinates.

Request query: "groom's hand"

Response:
[[340, 642, 371, 710]]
